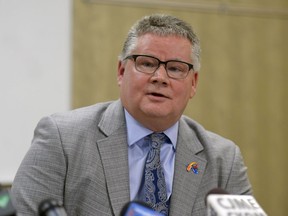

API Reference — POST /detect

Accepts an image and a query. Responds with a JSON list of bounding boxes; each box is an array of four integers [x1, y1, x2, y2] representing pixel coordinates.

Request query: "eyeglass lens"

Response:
[[135, 55, 190, 79]]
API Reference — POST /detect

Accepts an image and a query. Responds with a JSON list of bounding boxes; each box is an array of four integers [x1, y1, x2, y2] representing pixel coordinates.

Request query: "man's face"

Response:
[[117, 33, 198, 131]]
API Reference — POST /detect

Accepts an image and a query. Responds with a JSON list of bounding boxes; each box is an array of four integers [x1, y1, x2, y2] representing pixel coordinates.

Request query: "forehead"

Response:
[[133, 33, 193, 61]]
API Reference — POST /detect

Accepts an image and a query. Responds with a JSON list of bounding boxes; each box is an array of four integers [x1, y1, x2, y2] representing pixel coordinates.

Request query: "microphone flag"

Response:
[[207, 194, 267, 216]]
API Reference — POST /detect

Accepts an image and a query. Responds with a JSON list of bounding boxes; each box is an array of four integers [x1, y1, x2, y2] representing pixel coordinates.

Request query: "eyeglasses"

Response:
[[124, 54, 194, 79]]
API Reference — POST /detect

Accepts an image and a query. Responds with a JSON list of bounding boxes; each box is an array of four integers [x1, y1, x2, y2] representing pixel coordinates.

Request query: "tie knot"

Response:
[[149, 133, 166, 150]]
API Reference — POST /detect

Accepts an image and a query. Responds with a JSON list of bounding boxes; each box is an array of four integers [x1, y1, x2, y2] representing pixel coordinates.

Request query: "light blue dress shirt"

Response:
[[124, 110, 178, 201]]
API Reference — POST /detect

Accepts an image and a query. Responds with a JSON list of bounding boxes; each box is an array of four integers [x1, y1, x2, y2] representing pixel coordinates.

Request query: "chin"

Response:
[[142, 107, 171, 118]]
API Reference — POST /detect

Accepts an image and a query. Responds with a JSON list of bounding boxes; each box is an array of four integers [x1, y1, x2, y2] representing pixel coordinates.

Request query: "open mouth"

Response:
[[149, 92, 168, 98]]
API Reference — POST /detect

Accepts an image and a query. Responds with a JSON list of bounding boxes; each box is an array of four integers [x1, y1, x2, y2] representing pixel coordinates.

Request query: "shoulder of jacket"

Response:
[[180, 115, 237, 151]]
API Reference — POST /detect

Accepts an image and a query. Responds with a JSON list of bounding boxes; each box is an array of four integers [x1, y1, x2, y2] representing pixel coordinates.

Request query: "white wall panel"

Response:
[[0, 0, 72, 183]]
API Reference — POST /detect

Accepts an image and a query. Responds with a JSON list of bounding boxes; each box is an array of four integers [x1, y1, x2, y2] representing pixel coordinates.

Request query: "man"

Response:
[[12, 14, 252, 215]]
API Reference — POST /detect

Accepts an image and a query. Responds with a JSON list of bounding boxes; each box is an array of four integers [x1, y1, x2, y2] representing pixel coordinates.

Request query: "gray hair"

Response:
[[119, 14, 201, 71]]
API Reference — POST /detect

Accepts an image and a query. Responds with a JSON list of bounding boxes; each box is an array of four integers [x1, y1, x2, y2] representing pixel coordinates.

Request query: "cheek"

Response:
[[120, 72, 143, 95], [128, 72, 148, 89], [172, 84, 194, 107]]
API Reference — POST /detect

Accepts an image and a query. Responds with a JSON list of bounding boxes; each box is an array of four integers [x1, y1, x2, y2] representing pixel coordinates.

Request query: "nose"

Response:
[[150, 64, 169, 85]]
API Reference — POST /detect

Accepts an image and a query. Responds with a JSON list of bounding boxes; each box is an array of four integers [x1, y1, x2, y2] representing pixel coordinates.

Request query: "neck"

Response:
[[137, 115, 179, 132]]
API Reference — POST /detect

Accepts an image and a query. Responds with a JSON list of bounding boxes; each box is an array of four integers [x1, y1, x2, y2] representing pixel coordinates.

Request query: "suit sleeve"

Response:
[[225, 145, 253, 195], [11, 116, 67, 215]]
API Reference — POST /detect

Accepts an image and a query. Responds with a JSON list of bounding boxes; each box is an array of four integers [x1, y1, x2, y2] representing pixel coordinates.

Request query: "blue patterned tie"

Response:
[[142, 133, 169, 215]]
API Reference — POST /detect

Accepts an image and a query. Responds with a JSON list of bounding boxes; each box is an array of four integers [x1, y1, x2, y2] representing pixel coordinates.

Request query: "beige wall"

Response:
[[73, 1, 288, 215]]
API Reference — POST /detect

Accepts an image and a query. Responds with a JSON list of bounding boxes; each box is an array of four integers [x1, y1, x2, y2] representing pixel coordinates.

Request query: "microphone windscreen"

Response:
[[120, 201, 165, 216], [0, 188, 16, 216], [38, 199, 67, 216], [206, 190, 267, 216]]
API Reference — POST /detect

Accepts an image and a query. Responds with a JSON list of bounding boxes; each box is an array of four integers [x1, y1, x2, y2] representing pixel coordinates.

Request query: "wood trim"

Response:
[[82, 0, 288, 19]]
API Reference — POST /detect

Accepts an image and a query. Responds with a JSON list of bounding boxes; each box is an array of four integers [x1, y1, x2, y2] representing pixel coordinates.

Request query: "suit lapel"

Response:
[[169, 119, 207, 216], [97, 100, 130, 215]]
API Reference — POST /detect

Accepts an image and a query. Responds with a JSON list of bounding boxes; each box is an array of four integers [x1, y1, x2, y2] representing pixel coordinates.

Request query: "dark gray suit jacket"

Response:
[[11, 100, 252, 215]]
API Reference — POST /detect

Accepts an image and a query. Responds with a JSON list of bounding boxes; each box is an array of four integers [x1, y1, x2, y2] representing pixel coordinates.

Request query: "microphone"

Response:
[[38, 199, 67, 216], [206, 188, 267, 216], [120, 201, 165, 216], [205, 188, 229, 205], [0, 188, 16, 216]]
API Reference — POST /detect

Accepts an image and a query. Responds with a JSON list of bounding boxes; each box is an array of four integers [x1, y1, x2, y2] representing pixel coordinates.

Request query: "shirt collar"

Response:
[[124, 109, 178, 149]]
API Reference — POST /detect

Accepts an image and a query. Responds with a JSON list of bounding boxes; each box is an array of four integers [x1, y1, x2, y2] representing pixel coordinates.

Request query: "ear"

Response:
[[189, 72, 198, 98], [117, 60, 125, 86]]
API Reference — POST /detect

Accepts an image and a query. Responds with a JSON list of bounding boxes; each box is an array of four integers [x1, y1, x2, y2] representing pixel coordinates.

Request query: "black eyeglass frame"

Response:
[[124, 54, 194, 79]]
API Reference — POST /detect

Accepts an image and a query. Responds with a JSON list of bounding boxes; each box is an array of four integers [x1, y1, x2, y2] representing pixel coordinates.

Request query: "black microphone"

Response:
[[38, 199, 67, 216], [206, 188, 267, 216], [0, 188, 16, 216], [120, 201, 165, 216]]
